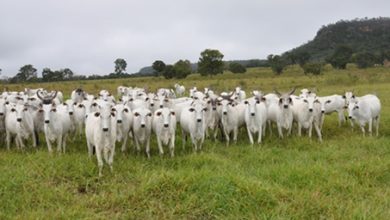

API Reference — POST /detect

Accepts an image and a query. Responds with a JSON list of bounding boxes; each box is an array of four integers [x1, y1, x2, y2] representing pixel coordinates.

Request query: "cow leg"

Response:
[[170, 135, 175, 157], [96, 146, 104, 177], [157, 136, 164, 156], [247, 127, 254, 145], [368, 118, 373, 136], [146, 138, 151, 159]]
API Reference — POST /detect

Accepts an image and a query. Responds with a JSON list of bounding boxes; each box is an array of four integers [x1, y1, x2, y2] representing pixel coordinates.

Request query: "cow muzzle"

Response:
[[17, 118, 22, 122], [45, 120, 50, 124], [141, 124, 145, 128], [164, 124, 169, 128], [117, 120, 122, 124], [102, 128, 109, 132]]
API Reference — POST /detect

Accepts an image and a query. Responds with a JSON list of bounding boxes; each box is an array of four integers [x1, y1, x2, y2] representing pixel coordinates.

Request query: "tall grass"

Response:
[[0, 66, 389, 219]]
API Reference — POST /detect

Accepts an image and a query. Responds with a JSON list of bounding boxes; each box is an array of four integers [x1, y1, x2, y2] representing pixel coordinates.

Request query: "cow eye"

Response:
[[171, 111, 175, 116], [24, 108, 28, 111], [111, 112, 116, 117], [352, 95, 355, 98], [303, 100, 308, 103], [124, 108, 129, 113], [207, 101, 211, 104], [73, 102, 77, 105], [51, 109, 57, 112], [244, 101, 248, 104], [203, 108, 208, 112], [156, 112, 162, 116], [5, 101, 9, 105], [256, 100, 260, 104], [354, 106, 359, 110], [164, 99, 169, 102], [189, 108, 195, 112], [134, 112, 140, 117], [147, 113, 152, 117], [94, 112, 100, 117], [217, 103, 221, 106], [111, 108, 116, 112], [78, 104, 84, 108], [342, 95, 346, 99], [326, 100, 331, 104], [92, 103, 97, 107]]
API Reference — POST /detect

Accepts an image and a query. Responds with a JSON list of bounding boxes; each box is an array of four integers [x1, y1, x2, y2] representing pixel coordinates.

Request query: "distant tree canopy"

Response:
[[114, 58, 127, 74], [11, 64, 38, 83], [173, 60, 192, 79], [198, 49, 224, 76], [152, 60, 166, 76], [42, 68, 74, 82], [162, 65, 175, 79], [302, 62, 323, 75], [229, 62, 247, 73], [352, 51, 380, 68], [267, 55, 287, 74], [327, 45, 353, 69]]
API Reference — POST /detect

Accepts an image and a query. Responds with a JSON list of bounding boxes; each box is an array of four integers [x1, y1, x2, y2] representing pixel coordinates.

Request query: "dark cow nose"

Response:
[[117, 120, 122, 124], [0, 113, 4, 116], [17, 118, 22, 122], [348, 116, 352, 119], [150, 103, 154, 107], [164, 124, 169, 128], [321, 110, 325, 113], [251, 113, 255, 116], [223, 112, 227, 115], [212, 107, 216, 111], [141, 124, 145, 128], [160, 105, 163, 108], [284, 105, 288, 109], [69, 112, 73, 115], [309, 109, 313, 112], [45, 120, 50, 124], [129, 98, 134, 101], [197, 119, 202, 123], [103, 128, 109, 132]]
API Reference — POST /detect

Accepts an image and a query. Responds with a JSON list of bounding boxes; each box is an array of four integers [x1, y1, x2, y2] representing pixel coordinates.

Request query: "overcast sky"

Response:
[[0, 0, 388, 76]]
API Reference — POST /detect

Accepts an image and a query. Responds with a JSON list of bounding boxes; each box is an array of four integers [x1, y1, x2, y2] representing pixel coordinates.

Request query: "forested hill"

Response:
[[285, 17, 390, 61]]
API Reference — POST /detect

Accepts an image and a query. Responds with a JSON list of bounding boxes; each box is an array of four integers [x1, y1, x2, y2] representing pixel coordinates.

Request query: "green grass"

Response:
[[1, 65, 389, 219]]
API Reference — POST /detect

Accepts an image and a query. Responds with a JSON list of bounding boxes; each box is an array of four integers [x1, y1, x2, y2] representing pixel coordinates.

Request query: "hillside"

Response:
[[285, 17, 390, 61]]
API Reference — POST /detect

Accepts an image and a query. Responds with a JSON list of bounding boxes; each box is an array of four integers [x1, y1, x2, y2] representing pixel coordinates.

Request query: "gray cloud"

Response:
[[0, 0, 388, 76]]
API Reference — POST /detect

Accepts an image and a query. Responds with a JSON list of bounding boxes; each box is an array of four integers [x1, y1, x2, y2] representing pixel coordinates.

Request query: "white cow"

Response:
[[291, 96, 323, 142], [266, 89, 295, 138], [132, 107, 153, 158], [347, 95, 381, 136], [5, 103, 37, 149], [244, 96, 267, 145], [174, 84, 185, 97], [152, 108, 176, 157], [85, 103, 117, 176], [71, 88, 86, 104], [317, 95, 346, 128], [180, 101, 207, 151], [114, 103, 133, 152], [218, 98, 246, 146], [37, 92, 72, 153]]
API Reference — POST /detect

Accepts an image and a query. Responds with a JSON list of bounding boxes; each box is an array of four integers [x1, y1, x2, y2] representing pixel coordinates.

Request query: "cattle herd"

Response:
[[0, 85, 382, 176]]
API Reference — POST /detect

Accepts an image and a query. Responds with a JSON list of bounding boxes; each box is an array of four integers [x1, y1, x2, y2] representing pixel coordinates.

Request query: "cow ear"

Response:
[[94, 112, 100, 117]]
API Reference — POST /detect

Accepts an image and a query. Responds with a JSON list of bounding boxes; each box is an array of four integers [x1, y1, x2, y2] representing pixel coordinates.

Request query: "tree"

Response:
[[296, 51, 311, 67], [173, 60, 191, 79], [229, 62, 246, 73], [62, 68, 74, 79], [114, 58, 127, 74], [162, 65, 175, 79], [352, 52, 379, 68], [267, 54, 287, 74], [302, 63, 323, 75], [198, 49, 224, 76], [13, 64, 38, 82], [152, 60, 166, 76], [327, 45, 353, 69]]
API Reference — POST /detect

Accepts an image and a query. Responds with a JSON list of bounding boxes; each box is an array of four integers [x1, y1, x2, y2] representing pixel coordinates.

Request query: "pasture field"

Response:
[[1, 65, 390, 219]]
